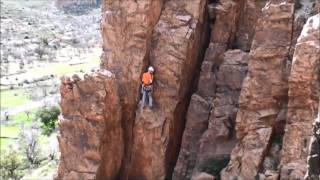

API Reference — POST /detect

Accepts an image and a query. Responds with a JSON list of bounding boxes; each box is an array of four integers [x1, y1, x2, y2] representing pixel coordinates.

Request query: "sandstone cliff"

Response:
[[57, 70, 123, 179], [280, 13, 320, 179], [56, 0, 320, 179], [305, 108, 320, 179]]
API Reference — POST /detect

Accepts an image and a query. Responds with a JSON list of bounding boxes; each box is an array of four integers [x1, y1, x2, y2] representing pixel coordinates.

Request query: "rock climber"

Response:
[[141, 66, 154, 109]]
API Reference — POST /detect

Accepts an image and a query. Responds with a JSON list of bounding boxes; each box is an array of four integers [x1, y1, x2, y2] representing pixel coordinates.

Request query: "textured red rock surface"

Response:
[[195, 50, 248, 173], [209, 0, 240, 46], [173, 0, 264, 179], [280, 14, 320, 179], [221, 1, 294, 179], [235, 0, 267, 51], [173, 50, 248, 179], [56, 70, 123, 180], [100, 0, 164, 178], [55, 0, 320, 179], [173, 94, 211, 180], [305, 110, 320, 179], [128, 0, 209, 179]]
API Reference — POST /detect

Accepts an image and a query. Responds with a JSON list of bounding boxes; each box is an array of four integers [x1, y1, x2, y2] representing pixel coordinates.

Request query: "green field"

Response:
[[0, 89, 31, 109], [11, 110, 36, 124], [30, 61, 98, 77], [0, 125, 20, 150], [2, 0, 51, 9], [1, 125, 20, 138], [0, 110, 38, 150], [0, 137, 14, 150]]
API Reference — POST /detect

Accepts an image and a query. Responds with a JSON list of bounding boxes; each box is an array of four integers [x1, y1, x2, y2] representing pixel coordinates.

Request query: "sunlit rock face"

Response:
[[280, 14, 320, 179], [56, 0, 320, 179], [56, 70, 123, 180], [221, 1, 295, 179], [305, 112, 320, 180]]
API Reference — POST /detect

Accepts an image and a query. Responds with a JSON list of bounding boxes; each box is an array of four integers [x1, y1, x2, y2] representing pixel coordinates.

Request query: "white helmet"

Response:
[[148, 66, 154, 72]]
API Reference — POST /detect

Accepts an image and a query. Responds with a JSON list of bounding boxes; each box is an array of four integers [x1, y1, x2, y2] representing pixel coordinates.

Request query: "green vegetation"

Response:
[[198, 157, 230, 178], [0, 150, 24, 180], [30, 57, 99, 77], [0, 110, 38, 151], [0, 138, 14, 150], [36, 106, 60, 135], [0, 89, 31, 109], [18, 126, 42, 167], [0, 126, 20, 151], [11, 110, 36, 124], [1, 125, 20, 138], [0, 132, 59, 179], [3, 0, 51, 9]]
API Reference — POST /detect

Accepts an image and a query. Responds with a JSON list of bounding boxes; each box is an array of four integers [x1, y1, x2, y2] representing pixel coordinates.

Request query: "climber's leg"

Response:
[[141, 90, 147, 108], [148, 92, 153, 108]]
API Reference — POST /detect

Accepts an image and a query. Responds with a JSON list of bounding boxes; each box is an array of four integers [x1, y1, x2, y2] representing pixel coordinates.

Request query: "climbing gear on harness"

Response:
[[143, 85, 152, 92]]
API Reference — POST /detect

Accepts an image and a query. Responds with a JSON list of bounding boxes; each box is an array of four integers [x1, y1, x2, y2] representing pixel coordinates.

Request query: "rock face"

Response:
[[173, 50, 248, 180], [234, 0, 267, 51], [56, 70, 123, 180], [305, 112, 320, 180], [128, 0, 209, 179], [102, 0, 209, 179], [56, 0, 320, 179], [172, 0, 257, 177], [221, 1, 294, 179], [101, 1, 164, 178], [280, 14, 320, 179]]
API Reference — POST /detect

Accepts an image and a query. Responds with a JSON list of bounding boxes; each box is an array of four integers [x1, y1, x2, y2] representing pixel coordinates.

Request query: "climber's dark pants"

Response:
[[141, 85, 153, 108]]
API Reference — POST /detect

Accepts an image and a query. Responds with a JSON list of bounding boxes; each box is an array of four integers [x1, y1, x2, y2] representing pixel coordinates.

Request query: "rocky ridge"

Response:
[[305, 108, 320, 179], [56, 0, 320, 179]]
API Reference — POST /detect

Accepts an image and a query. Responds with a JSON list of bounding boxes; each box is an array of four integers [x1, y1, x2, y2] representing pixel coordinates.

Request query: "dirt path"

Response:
[[1, 95, 60, 118]]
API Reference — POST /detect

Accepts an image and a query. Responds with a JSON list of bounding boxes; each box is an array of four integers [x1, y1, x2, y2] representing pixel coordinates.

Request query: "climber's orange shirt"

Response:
[[142, 72, 153, 85]]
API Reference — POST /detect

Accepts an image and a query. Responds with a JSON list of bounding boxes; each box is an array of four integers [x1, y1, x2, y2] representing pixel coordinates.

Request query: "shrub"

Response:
[[36, 106, 60, 135], [0, 150, 23, 180], [41, 37, 49, 45], [35, 45, 45, 59]]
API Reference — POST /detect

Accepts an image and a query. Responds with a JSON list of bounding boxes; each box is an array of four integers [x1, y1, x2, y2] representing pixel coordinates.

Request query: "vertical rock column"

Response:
[[57, 70, 123, 180], [193, 50, 248, 178], [100, 0, 164, 178], [174, 0, 265, 178], [174, 0, 265, 179], [280, 14, 320, 179], [173, 2, 243, 179], [305, 110, 320, 180], [235, 0, 267, 51], [221, 1, 294, 179], [129, 0, 209, 179]]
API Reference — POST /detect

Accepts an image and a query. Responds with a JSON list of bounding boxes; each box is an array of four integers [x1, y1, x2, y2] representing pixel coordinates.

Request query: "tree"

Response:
[[0, 150, 23, 180], [35, 106, 60, 135], [18, 125, 42, 167], [24, 111, 30, 121]]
